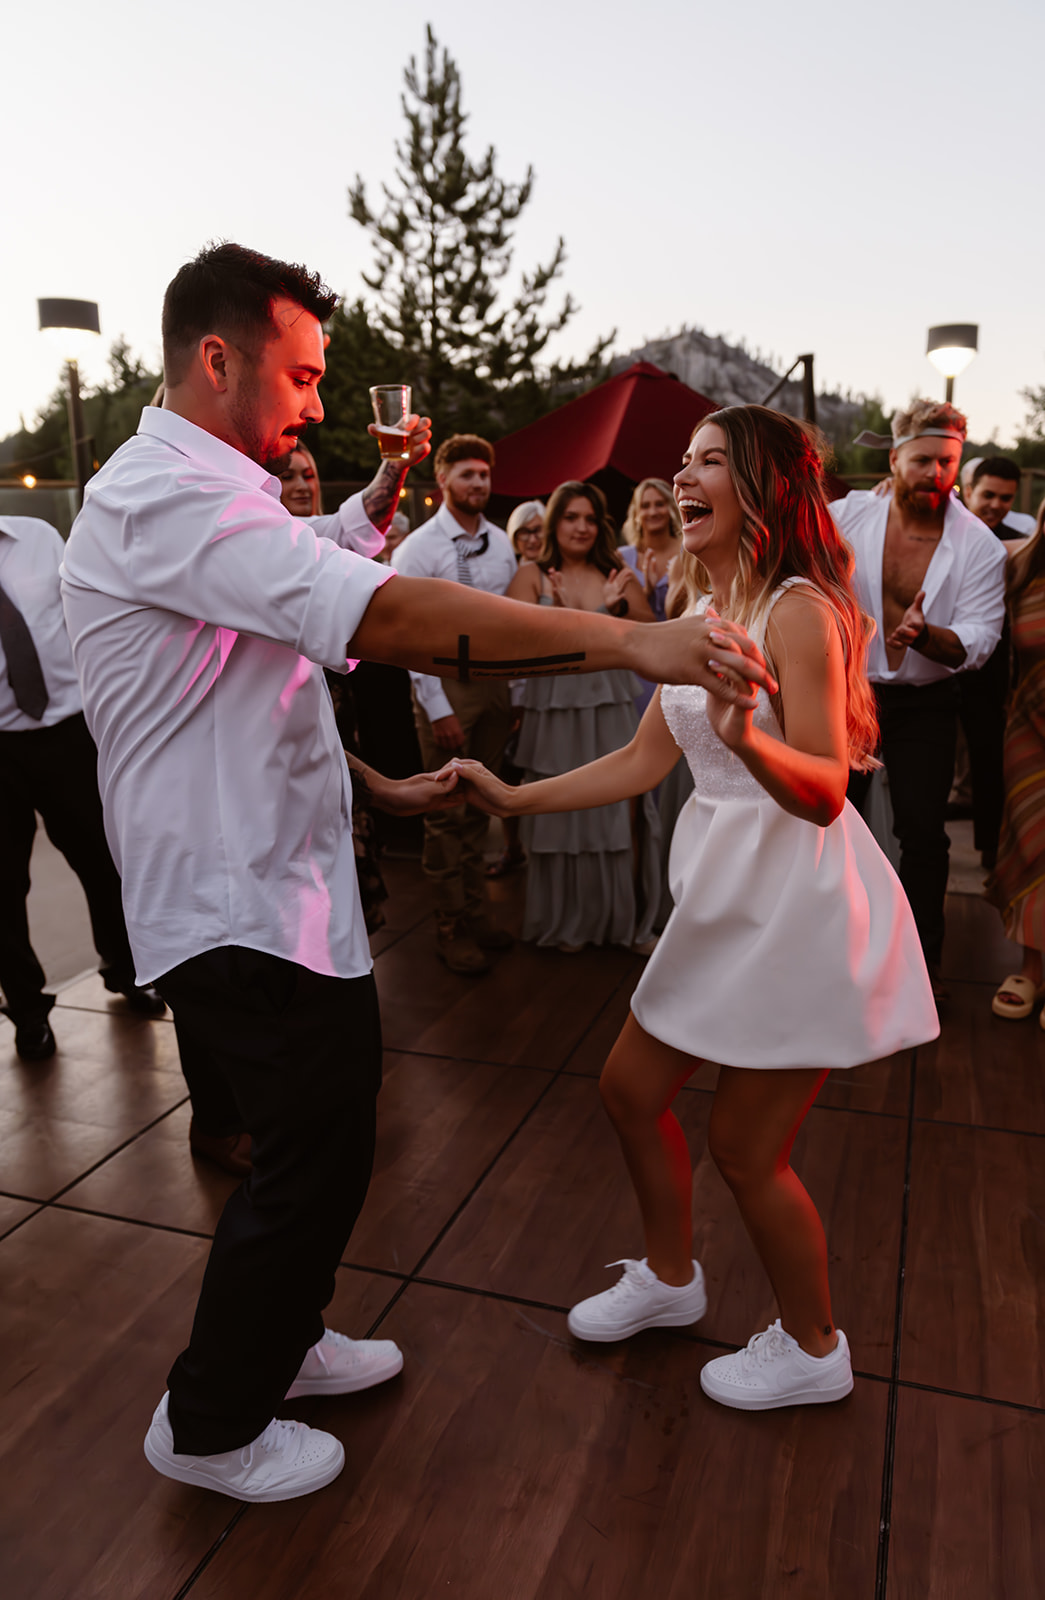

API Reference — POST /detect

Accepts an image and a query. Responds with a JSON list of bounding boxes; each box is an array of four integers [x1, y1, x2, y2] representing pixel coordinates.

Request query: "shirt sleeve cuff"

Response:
[[336, 493, 386, 558], [410, 673, 454, 722]]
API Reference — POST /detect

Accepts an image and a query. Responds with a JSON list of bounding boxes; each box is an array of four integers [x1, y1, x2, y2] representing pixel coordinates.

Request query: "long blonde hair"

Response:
[[621, 478, 683, 548], [667, 405, 878, 769]]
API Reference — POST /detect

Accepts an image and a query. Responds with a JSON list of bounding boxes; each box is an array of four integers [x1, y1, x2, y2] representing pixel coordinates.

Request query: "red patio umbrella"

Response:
[[492, 362, 718, 498]]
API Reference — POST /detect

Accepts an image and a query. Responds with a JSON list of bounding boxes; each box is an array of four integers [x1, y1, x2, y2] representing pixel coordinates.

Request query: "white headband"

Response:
[[852, 427, 966, 450]]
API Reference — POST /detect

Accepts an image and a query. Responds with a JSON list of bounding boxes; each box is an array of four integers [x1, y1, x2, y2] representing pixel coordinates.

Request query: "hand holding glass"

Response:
[[370, 386, 411, 461]]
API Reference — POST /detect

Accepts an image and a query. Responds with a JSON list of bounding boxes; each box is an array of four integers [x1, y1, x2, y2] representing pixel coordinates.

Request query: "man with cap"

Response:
[[834, 400, 1007, 987], [0, 515, 166, 1061]]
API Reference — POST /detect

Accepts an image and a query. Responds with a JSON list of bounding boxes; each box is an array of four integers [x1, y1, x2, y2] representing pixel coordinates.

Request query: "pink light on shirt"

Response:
[[277, 653, 314, 715], [174, 625, 239, 705], [284, 838, 335, 973]]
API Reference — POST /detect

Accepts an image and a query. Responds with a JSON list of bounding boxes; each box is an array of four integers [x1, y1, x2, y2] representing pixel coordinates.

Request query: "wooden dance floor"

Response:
[[2, 860, 1044, 1598]]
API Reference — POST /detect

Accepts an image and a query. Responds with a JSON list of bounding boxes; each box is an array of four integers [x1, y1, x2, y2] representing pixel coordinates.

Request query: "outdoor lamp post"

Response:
[[926, 324, 978, 405], [37, 298, 101, 494]]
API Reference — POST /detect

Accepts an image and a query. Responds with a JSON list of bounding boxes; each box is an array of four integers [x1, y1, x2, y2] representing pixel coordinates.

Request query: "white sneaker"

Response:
[[567, 1258, 707, 1342], [699, 1320, 854, 1410], [143, 1393, 344, 1501], [285, 1329, 404, 1398]]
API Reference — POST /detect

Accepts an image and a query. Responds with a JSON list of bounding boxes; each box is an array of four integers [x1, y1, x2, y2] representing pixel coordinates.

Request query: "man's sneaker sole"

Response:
[[567, 1266, 708, 1343], [286, 1345, 404, 1398], [144, 1429, 345, 1502]]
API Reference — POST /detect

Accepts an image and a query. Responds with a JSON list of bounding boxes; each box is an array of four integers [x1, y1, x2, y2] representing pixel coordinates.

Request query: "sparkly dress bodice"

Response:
[[660, 587, 800, 802]]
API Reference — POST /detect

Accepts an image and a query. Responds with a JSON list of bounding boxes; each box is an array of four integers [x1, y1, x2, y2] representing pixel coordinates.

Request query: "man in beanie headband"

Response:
[[833, 400, 1006, 991]]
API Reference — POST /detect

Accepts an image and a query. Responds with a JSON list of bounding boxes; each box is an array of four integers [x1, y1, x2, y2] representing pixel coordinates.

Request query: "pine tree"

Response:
[[348, 24, 610, 439]]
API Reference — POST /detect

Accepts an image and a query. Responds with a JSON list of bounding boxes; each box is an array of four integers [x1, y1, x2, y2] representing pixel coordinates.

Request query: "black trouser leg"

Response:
[[957, 647, 1008, 862], [875, 682, 958, 969], [155, 948, 382, 1456], [31, 715, 136, 984], [0, 763, 51, 1026]]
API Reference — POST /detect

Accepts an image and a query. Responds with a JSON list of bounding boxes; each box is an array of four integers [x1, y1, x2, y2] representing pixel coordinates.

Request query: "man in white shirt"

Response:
[[0, 516, 165, 1062], [834, 400, 1006, 981], [62, 242, 775, 1505], [961, 456, 1035, 537], [954, 457, 1031, 865], [392, 435, 518, 973]]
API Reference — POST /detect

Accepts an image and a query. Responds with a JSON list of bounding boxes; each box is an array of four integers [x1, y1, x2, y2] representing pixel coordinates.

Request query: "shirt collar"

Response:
[[432, 501, 494, 543], [136, 407, 283, 500]]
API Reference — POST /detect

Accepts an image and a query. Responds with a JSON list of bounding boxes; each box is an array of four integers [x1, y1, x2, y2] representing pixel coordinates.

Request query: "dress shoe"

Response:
[[435, 922, 490, 975], [189, 1117, 253, 1178], [15, 1019, 57, 1062], [103, 974, 168, 1016]]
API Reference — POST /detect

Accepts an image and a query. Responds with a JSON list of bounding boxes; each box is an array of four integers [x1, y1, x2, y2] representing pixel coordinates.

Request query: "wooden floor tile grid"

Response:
[[2, 888, 1044, 1596]]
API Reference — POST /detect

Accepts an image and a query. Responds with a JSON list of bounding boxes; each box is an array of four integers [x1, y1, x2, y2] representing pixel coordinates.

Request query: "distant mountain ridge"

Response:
[[613, 327, 864, 447]]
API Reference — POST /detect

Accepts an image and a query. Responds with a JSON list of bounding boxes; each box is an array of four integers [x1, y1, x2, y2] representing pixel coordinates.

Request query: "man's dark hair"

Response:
[[971, 456, 1021, 487], [162, 242, 338, 385], [433, 433, 495, 476]]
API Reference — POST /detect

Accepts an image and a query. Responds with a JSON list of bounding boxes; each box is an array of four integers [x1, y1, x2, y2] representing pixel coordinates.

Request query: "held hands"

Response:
[[886, 590, 927, 651], [446, 758, 516, 817], [702, 606, 757, 750], [367, 413, 433, 468], [636, 608, 776, 705]]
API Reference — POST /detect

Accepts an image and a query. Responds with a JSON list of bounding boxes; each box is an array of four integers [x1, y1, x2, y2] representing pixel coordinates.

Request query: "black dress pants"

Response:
[[957, 637, 1009, 862], [0, 712, 135, 1025], [154, 947, 382, 1456], [848, 679, 958, 969]]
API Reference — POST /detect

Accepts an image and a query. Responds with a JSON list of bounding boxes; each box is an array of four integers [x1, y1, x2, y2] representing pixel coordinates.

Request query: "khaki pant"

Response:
[[413, 678, 512, 925]]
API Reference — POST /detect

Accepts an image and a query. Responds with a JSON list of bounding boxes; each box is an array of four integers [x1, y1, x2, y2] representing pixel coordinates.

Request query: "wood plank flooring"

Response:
[[1, 866, 1042, 1598]]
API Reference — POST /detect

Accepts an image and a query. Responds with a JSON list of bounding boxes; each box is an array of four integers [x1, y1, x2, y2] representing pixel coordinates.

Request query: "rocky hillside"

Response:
[[613, 327, 864, 448]]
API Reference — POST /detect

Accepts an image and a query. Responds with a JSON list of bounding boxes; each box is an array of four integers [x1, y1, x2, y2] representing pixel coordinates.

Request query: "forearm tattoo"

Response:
[[432, 634, 586, 682], [344, 751, 373, 796], [361, 461, 408, 533]]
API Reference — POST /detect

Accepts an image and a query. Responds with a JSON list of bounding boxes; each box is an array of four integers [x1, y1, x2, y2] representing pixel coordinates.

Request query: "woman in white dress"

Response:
[[453, 406, 938, 1411]]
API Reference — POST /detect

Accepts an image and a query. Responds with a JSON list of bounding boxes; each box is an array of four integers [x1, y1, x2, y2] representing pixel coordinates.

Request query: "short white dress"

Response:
[[630, 581, 940, 1070]]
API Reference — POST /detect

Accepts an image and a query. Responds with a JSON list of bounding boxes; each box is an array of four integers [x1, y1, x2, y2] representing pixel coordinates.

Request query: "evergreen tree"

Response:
[[348, 24, 610, 440]]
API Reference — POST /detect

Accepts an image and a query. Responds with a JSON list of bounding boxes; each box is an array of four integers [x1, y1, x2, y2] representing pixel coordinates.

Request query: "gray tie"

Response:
[[0, 579, 49, 722]]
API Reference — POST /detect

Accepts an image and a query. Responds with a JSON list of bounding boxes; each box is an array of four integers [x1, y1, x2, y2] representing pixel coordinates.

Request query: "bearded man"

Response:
[[833, 400, 1006, 984]]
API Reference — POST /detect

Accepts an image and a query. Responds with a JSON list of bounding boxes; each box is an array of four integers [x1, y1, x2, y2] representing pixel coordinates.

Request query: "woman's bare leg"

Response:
[[599, 1013, 702, 1286], [708, 1065, 835, 1357]]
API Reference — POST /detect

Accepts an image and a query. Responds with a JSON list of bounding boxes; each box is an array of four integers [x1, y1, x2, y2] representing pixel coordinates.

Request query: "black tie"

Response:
[[0, 579, 49, 722]]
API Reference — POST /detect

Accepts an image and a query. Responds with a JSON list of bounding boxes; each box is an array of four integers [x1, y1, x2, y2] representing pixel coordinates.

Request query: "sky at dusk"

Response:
[[6, 0, 1043, 450]]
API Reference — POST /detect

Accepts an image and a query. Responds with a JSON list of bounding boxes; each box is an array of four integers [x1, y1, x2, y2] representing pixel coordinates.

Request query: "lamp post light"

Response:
[[926, 323, 978, 405], [37, 298, 101, 494]]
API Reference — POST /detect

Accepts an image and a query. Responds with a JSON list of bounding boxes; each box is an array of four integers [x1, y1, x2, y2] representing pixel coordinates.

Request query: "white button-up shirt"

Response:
[[830, 490, 1007, 684], [60, 407, 392, 985], [390, 502, 516, 721], [0, 517, 83, 731]]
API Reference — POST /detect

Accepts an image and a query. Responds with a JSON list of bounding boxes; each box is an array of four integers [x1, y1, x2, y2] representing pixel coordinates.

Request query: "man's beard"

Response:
[[895, 475, 947, 521], [447, 486, 490, 516], [262, 449, 294, 476], [228, 369, 307, 474]]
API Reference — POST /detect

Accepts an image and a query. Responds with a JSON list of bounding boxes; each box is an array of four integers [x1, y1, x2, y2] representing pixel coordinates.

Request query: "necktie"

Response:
[[0, 579, 49, 722], [453, 529, 489, 587]]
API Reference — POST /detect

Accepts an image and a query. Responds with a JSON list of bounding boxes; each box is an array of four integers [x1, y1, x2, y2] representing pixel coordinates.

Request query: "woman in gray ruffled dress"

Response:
[[506, 482, 661, 952]]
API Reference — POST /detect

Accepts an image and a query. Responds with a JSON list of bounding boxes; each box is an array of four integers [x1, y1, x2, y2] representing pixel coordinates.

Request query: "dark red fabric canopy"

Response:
[[492, 362, 718, 497]]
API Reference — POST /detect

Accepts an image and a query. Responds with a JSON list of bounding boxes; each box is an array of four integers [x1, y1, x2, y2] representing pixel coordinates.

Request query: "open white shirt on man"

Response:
[[60, 407, 391, 987], [830, 491, 1007, 684]]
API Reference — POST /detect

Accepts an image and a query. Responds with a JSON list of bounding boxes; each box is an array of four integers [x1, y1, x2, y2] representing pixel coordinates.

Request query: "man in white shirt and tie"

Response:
[[392, 435, 518, 973], [0, 515, 166, 1061], [833, 400, 1006, 985], [61, 241, 775, 1505]]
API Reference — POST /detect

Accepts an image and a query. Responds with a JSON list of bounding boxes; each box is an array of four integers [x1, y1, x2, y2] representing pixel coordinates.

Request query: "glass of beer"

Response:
[[369, 385, 412, 460]]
